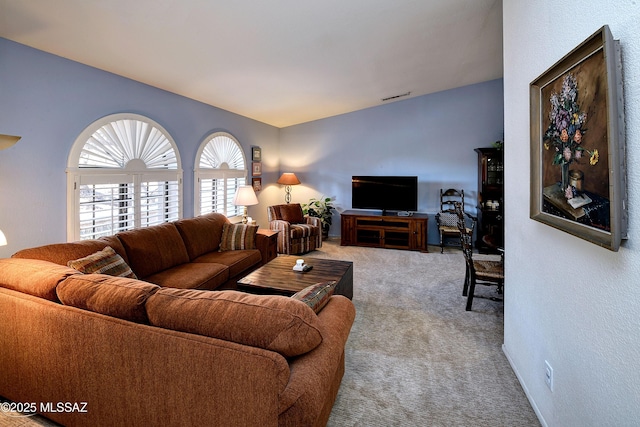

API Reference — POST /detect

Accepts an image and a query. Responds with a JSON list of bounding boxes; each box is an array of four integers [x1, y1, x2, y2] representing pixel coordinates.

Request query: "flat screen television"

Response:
[[352, 176, 418, 214]]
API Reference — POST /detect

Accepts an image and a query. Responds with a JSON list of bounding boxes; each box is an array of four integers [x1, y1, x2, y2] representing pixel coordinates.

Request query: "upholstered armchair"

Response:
[[267, 203, 322, 254]]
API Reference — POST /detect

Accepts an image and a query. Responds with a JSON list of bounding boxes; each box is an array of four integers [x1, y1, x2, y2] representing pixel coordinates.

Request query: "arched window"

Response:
[[67, 113, 183, 241], [194, 132, 247, 218]]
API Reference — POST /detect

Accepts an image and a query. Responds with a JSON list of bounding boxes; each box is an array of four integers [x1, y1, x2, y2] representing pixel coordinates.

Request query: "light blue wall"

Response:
[[279, 79, 504, 243], [0, 38, 280, 257], [0, 37, 504, 255]]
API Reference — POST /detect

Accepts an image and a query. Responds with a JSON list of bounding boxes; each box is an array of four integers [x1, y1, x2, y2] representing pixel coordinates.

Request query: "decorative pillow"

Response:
[[67, 246, 137, 279], [291, 281, 337, 313], [145, 288, 323, 357], [219, 223, 258, 251], [279, 204, 304, 224], [57, 274, 159, 324]]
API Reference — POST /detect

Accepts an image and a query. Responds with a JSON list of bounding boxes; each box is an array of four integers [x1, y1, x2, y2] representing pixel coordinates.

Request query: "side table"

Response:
[[257, 229, 279, 265]]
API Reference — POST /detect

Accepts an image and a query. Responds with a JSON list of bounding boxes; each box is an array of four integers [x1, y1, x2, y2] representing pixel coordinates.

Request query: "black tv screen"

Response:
[[352, 176, 418, 213]]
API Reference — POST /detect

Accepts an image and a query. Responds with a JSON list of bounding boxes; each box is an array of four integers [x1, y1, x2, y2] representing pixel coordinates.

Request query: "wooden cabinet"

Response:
[[340, 210, 428, 252], [475, 148, 504, 253]]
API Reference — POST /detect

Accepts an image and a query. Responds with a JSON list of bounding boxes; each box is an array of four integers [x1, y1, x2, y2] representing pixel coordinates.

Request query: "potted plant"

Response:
[[302, 196, 335, 240]]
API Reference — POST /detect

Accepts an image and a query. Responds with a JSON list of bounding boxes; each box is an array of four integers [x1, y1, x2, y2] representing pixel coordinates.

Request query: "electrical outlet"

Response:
[[544, 360, 554, 391]]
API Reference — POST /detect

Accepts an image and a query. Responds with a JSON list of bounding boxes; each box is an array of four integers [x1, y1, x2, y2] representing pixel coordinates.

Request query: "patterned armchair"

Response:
[[267, 203, 322, 255]]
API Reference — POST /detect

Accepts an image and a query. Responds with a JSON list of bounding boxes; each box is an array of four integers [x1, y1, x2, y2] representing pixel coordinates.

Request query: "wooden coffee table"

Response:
[[237, 255, 353, 299]]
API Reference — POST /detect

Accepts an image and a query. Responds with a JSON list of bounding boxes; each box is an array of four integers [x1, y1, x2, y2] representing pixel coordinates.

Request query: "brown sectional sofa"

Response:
[[0, 213, 356, 426], [12, 212, 264, 291]]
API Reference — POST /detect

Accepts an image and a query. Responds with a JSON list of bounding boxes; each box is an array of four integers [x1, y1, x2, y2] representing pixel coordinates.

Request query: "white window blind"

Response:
[[140, 179, 180, 226], [79, 182, 134, 239], [195, 132, 247, 217], [67, 114, 183, 241]]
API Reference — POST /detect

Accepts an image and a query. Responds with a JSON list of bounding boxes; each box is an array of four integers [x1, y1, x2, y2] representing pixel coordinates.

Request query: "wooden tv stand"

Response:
[[340, 210, 428, 252]]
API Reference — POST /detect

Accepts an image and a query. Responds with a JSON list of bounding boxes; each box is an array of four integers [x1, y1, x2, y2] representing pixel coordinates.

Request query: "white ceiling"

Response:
[[0, 0, 503, 128]]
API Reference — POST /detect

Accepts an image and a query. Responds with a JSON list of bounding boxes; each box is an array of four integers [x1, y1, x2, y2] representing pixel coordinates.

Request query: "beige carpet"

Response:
[[1, 240, 539, 427], [312, 240, 540, 427]]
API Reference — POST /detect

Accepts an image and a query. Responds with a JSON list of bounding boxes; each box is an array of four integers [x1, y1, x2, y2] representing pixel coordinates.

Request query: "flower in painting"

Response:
[[573, 129, 583, 144], [543, 73, 599, 198], [543, 73, 598, 167]]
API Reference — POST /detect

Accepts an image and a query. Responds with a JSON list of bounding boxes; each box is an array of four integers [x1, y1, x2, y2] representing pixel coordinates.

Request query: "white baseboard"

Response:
[[502, 343, 547, 427]]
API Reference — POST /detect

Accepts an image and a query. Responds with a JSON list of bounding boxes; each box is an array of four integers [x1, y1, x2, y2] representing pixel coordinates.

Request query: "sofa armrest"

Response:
[[304, 216, 322, 228], [269, 220, 291, 254], [278, 295, 356, 425], [269, 219, 291, 233]]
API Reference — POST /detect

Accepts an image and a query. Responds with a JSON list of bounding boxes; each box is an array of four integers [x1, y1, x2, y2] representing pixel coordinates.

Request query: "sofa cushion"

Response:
[[116, 222, 190, 279], [67, 246, 137, 279], [146, 289, 323, 357], [0, 258, 79, 302], [291, 281, 337, 313], [144, 262, 230, 290], [11, 235, 129, 266], [174, 212, 229, 260], [57, 274, 160, 323], [279, 204, 304, 224], [193, 249, 261, 278], [219, 223, 258, 251]]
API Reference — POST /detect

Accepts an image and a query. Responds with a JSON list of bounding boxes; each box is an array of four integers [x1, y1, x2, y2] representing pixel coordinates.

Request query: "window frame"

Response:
[[66, 113, 183, 241], [194, 131, 248, 221]]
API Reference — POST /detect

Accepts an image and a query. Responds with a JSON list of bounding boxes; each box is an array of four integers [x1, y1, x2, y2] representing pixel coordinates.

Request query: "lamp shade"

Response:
[[233, 185, 259, 206], [0, 134, 21, 151], [0, 229, 7, 247], [277, 173, 301, 186]]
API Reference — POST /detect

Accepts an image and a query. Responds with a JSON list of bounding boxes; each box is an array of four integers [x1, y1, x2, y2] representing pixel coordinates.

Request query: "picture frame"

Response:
[[252, 177, 262, 192], [530, 25, 627, 251], [252, 162, 262, 176], [252, 146, 262, 162]]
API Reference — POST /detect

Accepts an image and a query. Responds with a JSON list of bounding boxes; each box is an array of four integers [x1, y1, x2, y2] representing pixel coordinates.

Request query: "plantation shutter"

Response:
[[67, 114, 182, 241]]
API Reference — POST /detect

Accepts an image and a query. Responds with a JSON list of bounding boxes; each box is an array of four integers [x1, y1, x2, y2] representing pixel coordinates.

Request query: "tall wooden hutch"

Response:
[[475, 147, 504, 253]]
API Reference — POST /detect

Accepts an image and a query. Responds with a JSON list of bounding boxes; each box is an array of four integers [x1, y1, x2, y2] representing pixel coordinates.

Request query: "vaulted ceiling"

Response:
[[0, 0, 503, 127]]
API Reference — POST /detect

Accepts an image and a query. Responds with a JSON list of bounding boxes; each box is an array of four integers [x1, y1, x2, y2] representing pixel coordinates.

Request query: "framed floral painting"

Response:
[[530, 25, 627, 251]]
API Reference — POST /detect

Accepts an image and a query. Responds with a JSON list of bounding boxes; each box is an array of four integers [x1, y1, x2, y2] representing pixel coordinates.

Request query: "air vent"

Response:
[[381, 91, 411, 102]]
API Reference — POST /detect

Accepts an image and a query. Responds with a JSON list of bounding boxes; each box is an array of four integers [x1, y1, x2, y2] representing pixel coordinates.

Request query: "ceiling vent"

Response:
[[381, 92, 411, 102]]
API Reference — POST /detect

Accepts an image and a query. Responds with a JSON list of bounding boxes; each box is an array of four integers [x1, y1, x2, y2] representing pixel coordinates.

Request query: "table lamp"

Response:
[[0, 230, 7, 247], [233, 185, 259, 224], [0, 134, 21, 151], [277, 173, 301, 204]]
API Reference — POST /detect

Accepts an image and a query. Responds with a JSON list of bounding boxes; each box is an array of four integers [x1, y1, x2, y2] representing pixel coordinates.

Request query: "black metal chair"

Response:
[[435, 189, 464, 253], [454, 202, 503, 311]]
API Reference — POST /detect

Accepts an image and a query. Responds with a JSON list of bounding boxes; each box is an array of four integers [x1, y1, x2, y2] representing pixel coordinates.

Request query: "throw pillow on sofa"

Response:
[[291, 281, 337, 313], [219, 223, 258, 251], [146, 288, 323, 357], [67, 246, 137, 278]]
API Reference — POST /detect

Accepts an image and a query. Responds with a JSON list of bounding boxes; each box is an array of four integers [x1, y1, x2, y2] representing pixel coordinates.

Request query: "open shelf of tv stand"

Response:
[[340, 210, 428, 252]]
